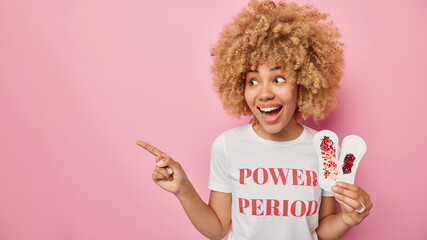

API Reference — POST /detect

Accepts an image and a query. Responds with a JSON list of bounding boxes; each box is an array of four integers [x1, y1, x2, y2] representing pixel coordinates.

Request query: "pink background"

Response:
[[1, 0, 426, 239]]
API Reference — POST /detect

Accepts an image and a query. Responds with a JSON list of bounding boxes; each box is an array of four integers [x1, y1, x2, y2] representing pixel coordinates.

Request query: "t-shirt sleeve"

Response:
[[208, 134, 232, 193], [322, 189, 334, 197]]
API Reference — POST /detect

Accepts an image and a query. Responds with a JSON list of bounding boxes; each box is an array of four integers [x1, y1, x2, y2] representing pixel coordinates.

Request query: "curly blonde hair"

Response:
[[210, 0, 344, 122]]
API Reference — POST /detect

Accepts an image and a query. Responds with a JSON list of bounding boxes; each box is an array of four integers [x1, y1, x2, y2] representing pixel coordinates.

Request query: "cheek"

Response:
[[244, 90, 259, 114], [278, 89, 298, 104], [244, 89, 254, 104]]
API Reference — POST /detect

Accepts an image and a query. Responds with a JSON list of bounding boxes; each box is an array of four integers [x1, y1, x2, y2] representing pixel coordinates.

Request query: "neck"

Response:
[[253, 117, 304, 142]]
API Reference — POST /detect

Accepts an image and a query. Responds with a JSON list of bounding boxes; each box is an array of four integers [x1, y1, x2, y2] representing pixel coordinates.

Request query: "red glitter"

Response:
[[320, 136, 338, 180], [342, 153, 356, 174]]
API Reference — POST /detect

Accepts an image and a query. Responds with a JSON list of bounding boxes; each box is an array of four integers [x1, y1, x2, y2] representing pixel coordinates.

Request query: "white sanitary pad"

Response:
[[313, 130, 367, 192]]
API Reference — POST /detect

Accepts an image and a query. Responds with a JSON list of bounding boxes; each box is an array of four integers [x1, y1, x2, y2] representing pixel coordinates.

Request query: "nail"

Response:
[[331, 186, 338, 192], [156, 161, 163, 167], [167, 168, 173, 174], [334, 193, 340, 197]]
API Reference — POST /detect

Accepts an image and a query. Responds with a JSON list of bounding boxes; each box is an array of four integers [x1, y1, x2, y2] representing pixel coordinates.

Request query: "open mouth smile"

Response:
[[257, 105, 283, 122]]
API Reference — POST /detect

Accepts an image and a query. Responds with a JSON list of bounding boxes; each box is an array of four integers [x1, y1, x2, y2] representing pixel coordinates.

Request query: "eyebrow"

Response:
[[248, 66, 281, 73]]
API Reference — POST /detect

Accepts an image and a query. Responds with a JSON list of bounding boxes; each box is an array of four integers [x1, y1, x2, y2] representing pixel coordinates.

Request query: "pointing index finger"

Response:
[[136, 140, 165, 157]]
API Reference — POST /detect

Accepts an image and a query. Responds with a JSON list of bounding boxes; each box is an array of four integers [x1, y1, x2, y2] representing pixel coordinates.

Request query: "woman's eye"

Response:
[[275, 77, 286, 83], [248, 79, 259, 86]]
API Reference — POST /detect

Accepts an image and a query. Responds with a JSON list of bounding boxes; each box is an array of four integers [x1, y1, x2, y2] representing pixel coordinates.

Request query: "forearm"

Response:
[[316, 212, 352, 240], [175, 181, 228, 240]]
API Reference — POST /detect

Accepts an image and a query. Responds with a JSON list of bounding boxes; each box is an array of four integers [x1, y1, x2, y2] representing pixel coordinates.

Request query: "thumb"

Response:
[[156, 155, 180, 169]]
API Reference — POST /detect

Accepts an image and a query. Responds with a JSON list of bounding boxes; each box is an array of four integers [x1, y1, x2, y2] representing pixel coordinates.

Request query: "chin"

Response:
[[258, 121, 286, 134]]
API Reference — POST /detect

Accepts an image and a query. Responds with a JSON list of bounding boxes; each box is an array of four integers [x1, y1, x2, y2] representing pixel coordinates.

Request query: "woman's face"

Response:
[[244, 64, 300, 140]]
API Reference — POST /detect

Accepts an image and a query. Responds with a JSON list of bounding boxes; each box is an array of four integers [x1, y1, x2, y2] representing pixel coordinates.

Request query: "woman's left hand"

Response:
[[331, 181, 373, 226]]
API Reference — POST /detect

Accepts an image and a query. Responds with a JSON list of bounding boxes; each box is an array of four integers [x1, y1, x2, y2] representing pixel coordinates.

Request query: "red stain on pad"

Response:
[[320, 136, 338, 181], [343, 153, 356, 174]]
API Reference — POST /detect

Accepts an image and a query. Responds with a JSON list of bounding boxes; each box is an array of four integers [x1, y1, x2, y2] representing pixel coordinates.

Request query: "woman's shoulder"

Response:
[[218, 124, 251, 138], [302, 124, 318, 137], [212, 124, 251, 145]]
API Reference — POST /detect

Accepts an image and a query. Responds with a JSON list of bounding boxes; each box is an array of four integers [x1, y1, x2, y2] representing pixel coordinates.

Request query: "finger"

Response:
[[156, 155, 177, 168], [156, 155, 166, 163], [155, 167, 171, 180], [336, 182, 365, 194], [337, 198, 369, 222], [332, 186, 363, 201], [167, 167, 174, 181], [335, 198, 355, 213], [333, 192, 362, 210], [136, 141, 165, 157], [368, 200, 373, 210], [161, 166, 174, 181], [152, 170, 167, 182]]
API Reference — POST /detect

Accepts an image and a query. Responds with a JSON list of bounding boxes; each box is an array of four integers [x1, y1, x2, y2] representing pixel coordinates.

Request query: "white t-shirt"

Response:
[[208, 124, 333, 240]]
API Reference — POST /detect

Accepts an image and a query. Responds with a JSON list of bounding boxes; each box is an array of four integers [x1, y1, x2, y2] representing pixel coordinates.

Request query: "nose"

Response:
[[258, 83, 274, 101]]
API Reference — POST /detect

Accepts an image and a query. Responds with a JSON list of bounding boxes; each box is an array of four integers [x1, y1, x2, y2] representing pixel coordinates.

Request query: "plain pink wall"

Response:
[[1, 0, 426, 239]]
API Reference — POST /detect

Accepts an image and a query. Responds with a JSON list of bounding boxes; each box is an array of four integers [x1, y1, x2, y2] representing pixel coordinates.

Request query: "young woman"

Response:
[[137, 1, 372, 239]]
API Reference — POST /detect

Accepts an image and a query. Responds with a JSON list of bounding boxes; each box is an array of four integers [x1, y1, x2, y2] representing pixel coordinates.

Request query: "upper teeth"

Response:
[[260, 106, 281, 112]]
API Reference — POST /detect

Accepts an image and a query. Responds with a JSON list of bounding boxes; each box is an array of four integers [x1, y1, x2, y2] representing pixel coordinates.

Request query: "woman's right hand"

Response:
[[137, 141, 232, 239], [137, 141, 188, 195]]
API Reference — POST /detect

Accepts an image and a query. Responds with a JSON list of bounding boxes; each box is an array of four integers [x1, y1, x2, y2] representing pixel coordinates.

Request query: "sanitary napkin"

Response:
[[313, 130, 367, 192]]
